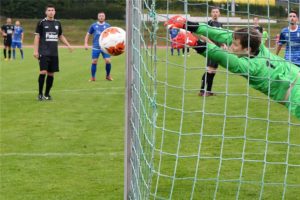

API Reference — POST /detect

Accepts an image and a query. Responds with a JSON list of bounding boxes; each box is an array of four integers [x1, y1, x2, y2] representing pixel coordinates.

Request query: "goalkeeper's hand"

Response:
[[171, 29, 198, 49], [164, 15, 186, 29]]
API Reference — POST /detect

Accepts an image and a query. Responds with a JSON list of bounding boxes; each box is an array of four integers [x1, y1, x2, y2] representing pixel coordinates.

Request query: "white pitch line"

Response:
[[0, 152, 124, 157], [0, 87, 125, 94]]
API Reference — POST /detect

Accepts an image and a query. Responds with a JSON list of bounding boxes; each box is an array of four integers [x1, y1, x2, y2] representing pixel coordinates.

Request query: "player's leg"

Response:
[[102, 52, 113, 81], [18, 42, 24, 59], [44, 56, 59, 100], [170, 47, 174, 56], [3, 46, 7, 60], [90, 49, 100, 81], [3, 38, 8, 60], [12, 42, 16, 59], [206, 65, 218, 95], [44, 72, 54, 100], [7, 39, 12, 60], [37, 55, 48, 100]]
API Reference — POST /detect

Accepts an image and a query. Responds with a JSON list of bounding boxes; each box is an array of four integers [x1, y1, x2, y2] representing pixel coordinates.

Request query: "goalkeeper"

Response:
[[165, 16, 300, 119]]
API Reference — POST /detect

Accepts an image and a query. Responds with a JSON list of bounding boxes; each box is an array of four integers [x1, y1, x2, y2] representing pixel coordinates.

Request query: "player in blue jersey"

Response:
[[84, 12, 113, 81], [169, 27, 180, 56], [12, 20, 24, 60], [276, 10, 300, 67]]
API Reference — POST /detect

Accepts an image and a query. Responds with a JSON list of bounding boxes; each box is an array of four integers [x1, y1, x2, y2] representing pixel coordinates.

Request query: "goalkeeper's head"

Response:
[[230, 28, 261, 57]]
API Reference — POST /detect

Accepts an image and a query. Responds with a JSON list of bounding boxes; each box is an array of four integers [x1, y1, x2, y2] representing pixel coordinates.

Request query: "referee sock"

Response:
[[91, 63, 97, 78], [38, 74, 46, 95], [200, 72, 207, 92], [106, 63, 111, 76], [13, 49, 16, 59], [3, 49, 6, 59], [8, 49, 11, 59], [45, 75, 54, 96], [206, 73, 216, 92]]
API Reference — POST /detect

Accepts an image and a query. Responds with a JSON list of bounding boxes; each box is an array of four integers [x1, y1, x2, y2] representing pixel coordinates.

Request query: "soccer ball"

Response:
[[99, 27, 126, 56]]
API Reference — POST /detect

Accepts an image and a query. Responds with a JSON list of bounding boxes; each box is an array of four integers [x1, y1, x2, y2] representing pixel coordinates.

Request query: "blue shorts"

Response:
[[92, 48, 110, 59], [12, 41, 22, 49]]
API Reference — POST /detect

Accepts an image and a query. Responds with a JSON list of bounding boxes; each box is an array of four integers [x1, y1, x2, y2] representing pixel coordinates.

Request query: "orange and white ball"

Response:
[[99, 27, 126, 56]]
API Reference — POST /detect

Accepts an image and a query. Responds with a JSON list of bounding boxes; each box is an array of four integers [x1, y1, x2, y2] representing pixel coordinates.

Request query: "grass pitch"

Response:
[[0, 48, 299, 199]]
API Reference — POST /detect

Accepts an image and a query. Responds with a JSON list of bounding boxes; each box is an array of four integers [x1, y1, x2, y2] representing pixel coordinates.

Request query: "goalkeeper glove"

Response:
[[164, 15, 186, 29], [171, 29, 198, 49]]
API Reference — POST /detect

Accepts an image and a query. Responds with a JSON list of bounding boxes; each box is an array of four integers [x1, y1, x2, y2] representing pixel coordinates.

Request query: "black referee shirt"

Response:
[[1, 24, 14, 39], [35, 18, 62, 56]]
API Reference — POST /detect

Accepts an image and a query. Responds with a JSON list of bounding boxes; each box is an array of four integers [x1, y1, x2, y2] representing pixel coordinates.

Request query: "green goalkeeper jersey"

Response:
[[195, 23, 300, 102]]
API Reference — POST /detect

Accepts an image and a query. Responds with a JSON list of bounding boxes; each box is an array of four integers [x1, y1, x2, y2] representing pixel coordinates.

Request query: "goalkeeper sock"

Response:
[[206, 73, 216, 92], [38, 74, 46, 95], [106, 63, 111, 76], [13, 49, 16, 59], [8, 49, 11, 59], [91, 63, 97, 78]]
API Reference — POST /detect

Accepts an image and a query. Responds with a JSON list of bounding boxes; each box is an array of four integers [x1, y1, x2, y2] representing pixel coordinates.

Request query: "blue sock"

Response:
[[106, 63, 111, 76], [13, 49, 16, 59], [91, 64, 97, 78], [20, 49, 24, 59]]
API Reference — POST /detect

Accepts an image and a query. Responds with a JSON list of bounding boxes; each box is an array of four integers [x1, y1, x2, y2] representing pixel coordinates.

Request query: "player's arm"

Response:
[[189, 22, 233, 45], [1, 26, 7, 37], [275, 31, 286, 55], [21, 29, 24, 43], [58, 23, 73, 52], [84, 33, 90, 50], [33, 34, 40, 59], [59, 35, 73, 52]]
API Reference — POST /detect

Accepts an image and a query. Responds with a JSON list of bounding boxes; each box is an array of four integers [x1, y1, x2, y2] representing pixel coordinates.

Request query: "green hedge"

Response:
[[0, 0, 125, 19]]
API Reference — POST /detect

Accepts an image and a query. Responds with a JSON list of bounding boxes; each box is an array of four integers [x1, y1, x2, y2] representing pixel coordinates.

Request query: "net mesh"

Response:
[[126, 0, 300, 199]]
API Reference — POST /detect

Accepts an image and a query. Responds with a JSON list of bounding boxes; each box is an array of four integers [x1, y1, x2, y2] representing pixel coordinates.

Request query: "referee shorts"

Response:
[[39, 55, 59, 72], [3, 37, 12, 47], [207, 59, 218, 68]]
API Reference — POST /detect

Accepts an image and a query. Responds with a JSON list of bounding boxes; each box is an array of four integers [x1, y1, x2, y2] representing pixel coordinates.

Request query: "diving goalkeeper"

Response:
[[165, 16, 300, 119]]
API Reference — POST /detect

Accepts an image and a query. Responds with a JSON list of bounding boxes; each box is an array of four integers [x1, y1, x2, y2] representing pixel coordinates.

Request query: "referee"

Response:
[[34, 4, 73, 101], [199, 7, 224, 96], [1, 18, 14, 61]]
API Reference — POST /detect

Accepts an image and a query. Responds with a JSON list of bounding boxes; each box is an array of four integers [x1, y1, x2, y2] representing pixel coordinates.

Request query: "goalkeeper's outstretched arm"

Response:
[[185, 21, 233, 46]]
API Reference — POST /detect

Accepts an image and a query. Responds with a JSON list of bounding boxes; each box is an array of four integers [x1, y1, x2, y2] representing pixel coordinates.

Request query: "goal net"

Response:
[[125, 0, 300, 199]]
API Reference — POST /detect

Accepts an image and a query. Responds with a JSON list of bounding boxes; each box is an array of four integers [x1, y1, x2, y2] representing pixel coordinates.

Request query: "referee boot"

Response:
[[37, 94, 44, 101], [44, 95, 52, 100]]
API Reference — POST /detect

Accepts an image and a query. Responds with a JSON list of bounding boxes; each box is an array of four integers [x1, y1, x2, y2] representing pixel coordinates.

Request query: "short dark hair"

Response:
[[45, 4, 55, 11], [233, 28, 261, 55], [211, 6, 220, 11], [290, 10, 298, 17]]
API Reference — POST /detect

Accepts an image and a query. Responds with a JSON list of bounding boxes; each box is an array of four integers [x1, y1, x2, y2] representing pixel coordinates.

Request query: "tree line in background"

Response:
[[155, 0, 297, 18], [0, 0, 297, 19], [0, 0, 126, 19]]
